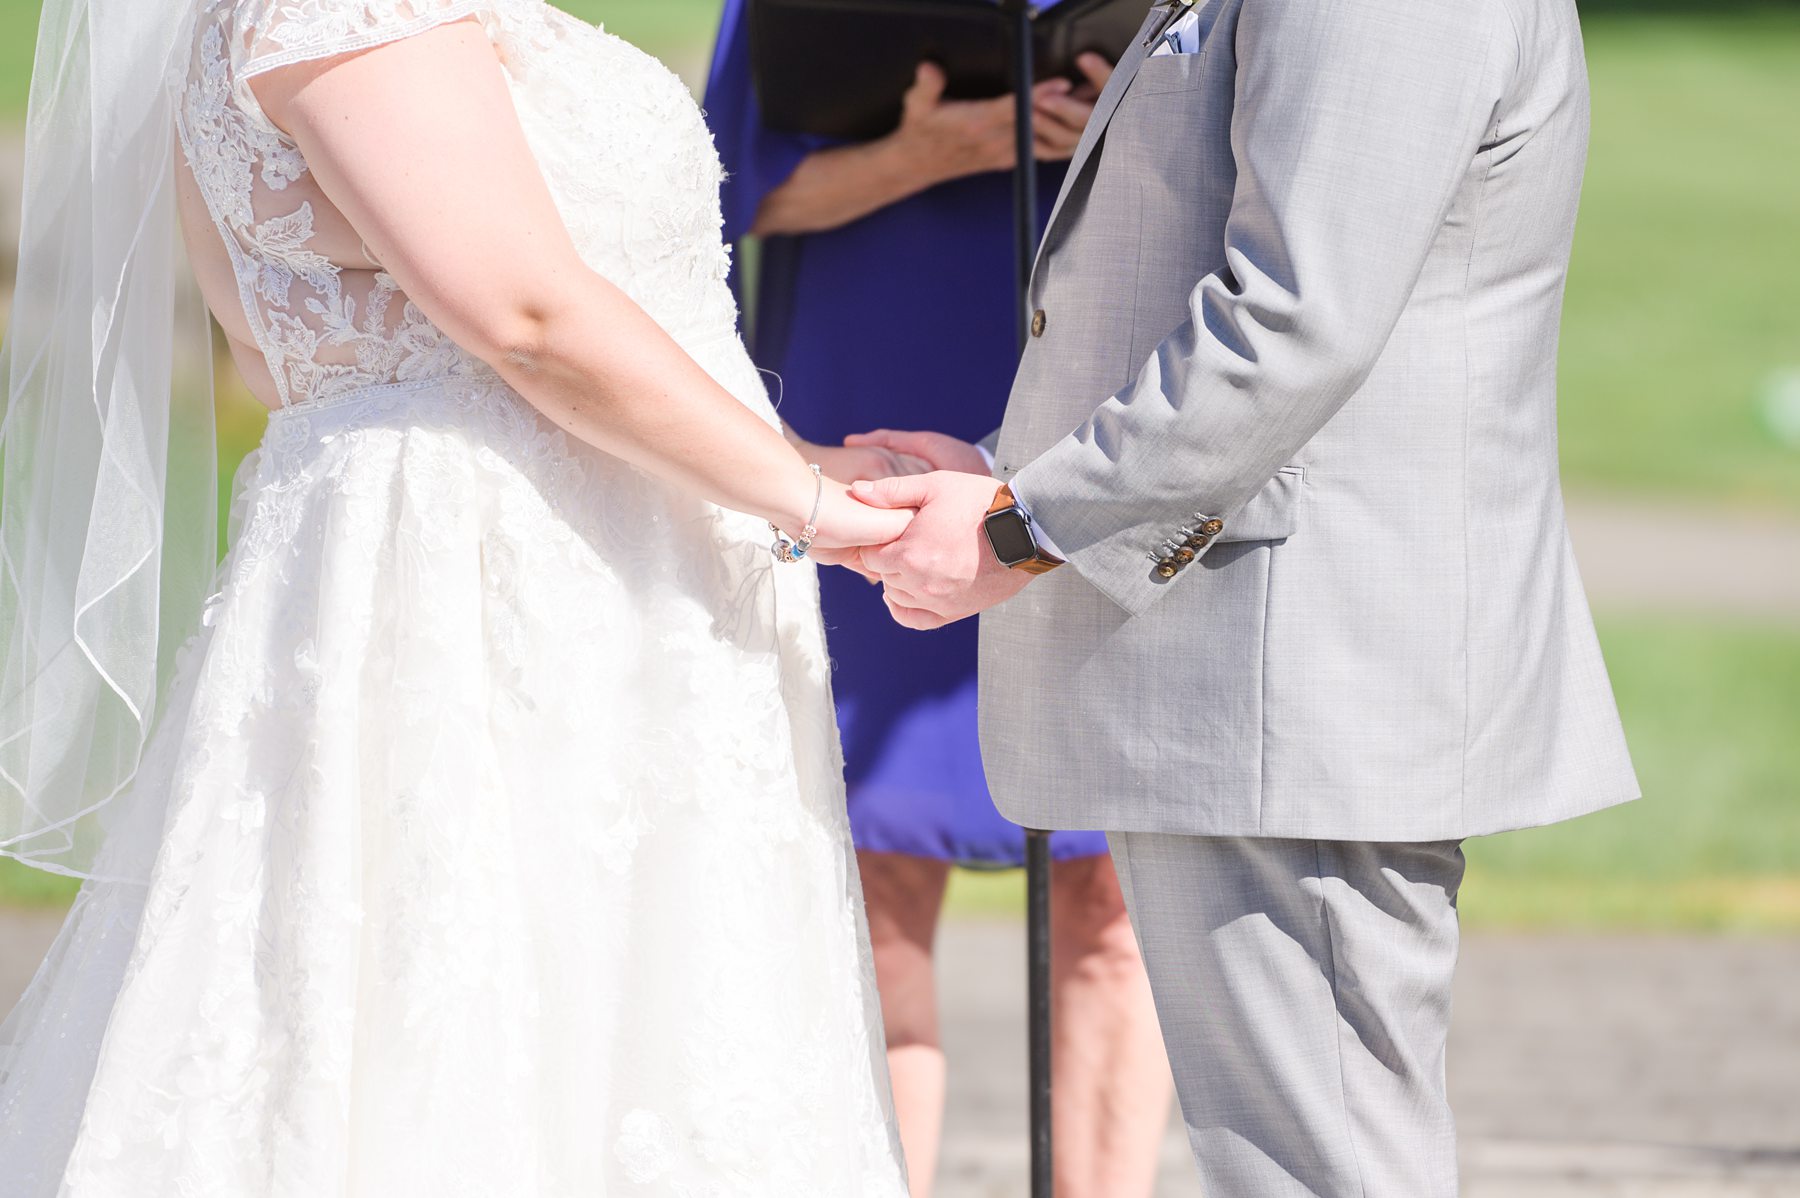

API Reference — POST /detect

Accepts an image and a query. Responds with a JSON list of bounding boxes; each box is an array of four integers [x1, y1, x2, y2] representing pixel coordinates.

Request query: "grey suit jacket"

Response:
[[979, 0, 1639, 840]]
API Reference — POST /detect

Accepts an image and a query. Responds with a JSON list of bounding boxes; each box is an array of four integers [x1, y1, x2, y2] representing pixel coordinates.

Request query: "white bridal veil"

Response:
[[0, 0, 218, 880]]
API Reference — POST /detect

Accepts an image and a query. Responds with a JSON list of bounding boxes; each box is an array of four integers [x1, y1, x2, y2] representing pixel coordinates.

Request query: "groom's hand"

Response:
[[845, 429, 991, 477], [851, 471, 1032, 630]]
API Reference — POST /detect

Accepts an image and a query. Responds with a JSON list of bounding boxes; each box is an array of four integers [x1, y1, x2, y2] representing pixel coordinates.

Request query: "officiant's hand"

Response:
[[848, 471, 1034, 630], [890, 62, 1020, 185], [1032, 53, 1114, 161], [844, 428, 990, 476], [753, 61, 1107, 237], [799, 438, 934, 485]]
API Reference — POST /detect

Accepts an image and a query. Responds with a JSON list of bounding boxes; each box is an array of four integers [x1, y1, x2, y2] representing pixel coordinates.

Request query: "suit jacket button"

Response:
[[1200, 518, 1225, 536], [1030, 309, 1047, 338], [1156, 560, 1178, 579], [1173, 547, 1196, 563], [1185, 535, 1210, 550]]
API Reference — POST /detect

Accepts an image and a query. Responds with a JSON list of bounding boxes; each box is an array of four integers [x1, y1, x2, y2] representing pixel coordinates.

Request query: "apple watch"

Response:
[[983, 484, 1064, 575]]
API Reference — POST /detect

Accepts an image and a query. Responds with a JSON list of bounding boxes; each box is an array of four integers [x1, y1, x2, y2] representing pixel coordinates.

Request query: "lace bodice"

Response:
[[176, 0, 740, 409]]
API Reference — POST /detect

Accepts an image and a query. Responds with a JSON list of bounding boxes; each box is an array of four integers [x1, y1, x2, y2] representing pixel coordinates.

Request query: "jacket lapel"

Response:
[[1032, 4, 1165, 281]]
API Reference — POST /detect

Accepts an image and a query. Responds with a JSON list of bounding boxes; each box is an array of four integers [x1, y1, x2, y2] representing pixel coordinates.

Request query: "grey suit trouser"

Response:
[[1108, 833, 1466, 1198]]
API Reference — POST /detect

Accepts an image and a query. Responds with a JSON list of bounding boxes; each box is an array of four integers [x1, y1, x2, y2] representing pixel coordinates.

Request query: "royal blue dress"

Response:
[[704, 0, 1109, 865]]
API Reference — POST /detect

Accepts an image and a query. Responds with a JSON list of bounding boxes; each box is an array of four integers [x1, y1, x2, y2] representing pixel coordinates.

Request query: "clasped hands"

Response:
[[803, 430, 1035, 631]]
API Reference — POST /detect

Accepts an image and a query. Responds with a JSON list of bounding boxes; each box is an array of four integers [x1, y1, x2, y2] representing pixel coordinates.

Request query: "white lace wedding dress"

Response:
[[0, 2, 908, 1193]]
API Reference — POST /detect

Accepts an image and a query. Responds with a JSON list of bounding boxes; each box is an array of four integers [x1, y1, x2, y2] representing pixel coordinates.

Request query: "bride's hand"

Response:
[[806, 479, 914, 552]]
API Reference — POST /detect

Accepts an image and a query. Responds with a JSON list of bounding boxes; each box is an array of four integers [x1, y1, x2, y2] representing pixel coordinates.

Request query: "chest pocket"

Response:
[[1098, 48, 1237, 369], [1125, 50, 1210, 98]]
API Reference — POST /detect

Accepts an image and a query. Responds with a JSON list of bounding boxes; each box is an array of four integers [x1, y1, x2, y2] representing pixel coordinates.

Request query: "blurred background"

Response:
[[0, 0, 1794, 1194]]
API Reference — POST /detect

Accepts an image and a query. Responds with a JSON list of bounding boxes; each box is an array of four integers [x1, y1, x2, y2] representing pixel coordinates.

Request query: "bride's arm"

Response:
[[251, 19, 905, 550]]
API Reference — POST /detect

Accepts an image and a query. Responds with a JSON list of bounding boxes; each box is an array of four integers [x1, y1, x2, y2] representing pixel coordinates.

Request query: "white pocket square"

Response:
[[1149, 11, 1203, 57]]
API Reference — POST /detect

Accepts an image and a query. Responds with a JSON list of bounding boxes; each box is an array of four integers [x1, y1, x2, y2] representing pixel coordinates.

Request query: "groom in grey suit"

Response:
[[843, 0, 1640, 1192]]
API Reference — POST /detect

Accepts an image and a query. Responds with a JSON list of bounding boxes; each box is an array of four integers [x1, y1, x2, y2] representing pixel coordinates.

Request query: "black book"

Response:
[[748, 0, 1152, 141]]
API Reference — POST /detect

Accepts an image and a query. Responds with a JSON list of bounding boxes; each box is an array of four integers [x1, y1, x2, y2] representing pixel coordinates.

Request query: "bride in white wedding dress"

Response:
[[0, 1, 914, 1192]]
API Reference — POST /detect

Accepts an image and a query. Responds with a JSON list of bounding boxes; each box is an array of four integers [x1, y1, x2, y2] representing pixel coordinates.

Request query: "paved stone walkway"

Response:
[[932, 922, 1800, 1197], [1566, 495, 1800, 627], [4, 910, 1795, 1194]]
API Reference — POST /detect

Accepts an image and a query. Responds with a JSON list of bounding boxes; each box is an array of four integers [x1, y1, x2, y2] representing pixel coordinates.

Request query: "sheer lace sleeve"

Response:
[[235, 0, 498, 78]]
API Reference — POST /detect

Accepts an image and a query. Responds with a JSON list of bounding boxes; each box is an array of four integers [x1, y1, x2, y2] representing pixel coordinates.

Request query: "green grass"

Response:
[[946, 615, 1800, 932], [0, 2, 34, 120], [1558, 6, 1800, 509], [0, 0, 725, 117], [1459, 616, 1800, 930], [556, 0, 723, 54], [0, 859, 78, 906], [947, 867, 1800, 931]]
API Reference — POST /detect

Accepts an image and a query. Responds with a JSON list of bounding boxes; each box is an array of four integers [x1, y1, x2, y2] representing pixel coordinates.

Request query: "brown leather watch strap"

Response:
[[989, 484, 1064, 574]]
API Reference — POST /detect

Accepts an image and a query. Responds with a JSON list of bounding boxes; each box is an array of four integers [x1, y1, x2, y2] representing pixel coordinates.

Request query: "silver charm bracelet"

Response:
[[771, 463, 824, 563]]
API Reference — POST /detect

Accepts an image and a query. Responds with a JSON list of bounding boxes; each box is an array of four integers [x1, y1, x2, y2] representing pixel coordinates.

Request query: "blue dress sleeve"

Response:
[[703, 0, 831, 243]]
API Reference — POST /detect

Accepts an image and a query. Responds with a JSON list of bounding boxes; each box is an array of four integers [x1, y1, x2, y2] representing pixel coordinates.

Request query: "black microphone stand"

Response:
[[996, 6, 1053, 1194]]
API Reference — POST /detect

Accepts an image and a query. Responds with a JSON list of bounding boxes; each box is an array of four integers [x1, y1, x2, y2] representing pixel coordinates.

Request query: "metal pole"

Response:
[[999, 6, 1053, 1195], [1024, 828, 1054, 1197], [1006, 2, 1042, 345]]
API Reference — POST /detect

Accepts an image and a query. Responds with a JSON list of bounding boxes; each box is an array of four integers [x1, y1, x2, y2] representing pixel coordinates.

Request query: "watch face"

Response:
[[984, 509, 1037, 567]]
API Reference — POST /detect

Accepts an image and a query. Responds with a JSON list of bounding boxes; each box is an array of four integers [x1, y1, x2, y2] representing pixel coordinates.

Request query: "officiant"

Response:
[[704, 5, 1171, 1195]]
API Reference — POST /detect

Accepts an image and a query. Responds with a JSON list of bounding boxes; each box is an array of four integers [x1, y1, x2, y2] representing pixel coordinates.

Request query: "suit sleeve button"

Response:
[[1156, 561, 1179, 579], [1200, 518, 1225, 536], [1185, 535, 1210, 550], [1173, 547, 1196, 563]]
